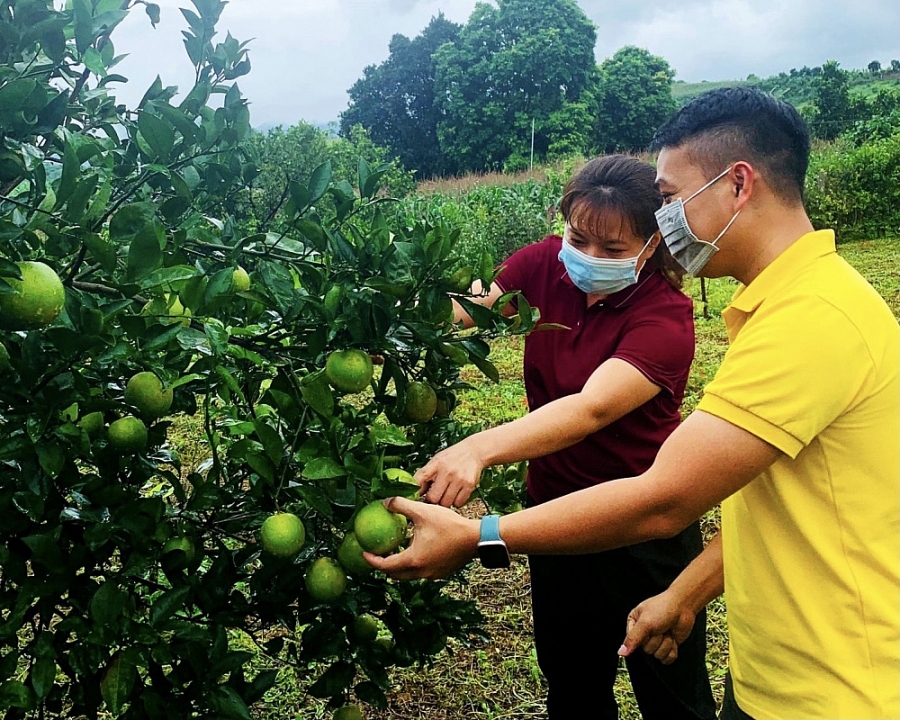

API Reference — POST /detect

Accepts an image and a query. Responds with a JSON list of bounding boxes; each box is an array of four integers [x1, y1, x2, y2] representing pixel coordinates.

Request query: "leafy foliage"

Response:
[[0, 1, 538, 717]]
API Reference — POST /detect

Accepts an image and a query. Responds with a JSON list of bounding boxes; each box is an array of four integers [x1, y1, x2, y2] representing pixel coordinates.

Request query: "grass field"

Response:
[[247, 237, 898, 719]]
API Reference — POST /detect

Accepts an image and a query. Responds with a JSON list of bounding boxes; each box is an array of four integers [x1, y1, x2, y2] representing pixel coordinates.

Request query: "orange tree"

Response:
[[0, 1, 536, 717]]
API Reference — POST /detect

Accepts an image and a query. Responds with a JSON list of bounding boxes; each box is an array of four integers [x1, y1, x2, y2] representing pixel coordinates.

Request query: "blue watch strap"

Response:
[[480, 514, 502, 543]]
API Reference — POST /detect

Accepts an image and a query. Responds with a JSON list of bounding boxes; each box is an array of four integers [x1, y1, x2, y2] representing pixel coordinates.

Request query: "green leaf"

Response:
[[138, 112, 175, 159], [299, 371, 334, 418], [145, 2, 160, 27], [369, 424, 412, 447], [301, 457, 345, 480], [308, 660, 355, 699], [150, 586, 191, 627], [126, 225, 164, 280], [91, 582, 126, 628], [307, 161, 332, 204], [73, 0, 93, 55], [469, 354, 500, 383], [83, 233, 117, 273], [110, 203, 156, 242], [0, 680, 35, 711], [208, 686, 251, 720], [55, 142, 80, 208], [100, 652, 136, 716], [139, 265, 199, 290], [30, 658, 56, 700], [253, 420, 283, 466]]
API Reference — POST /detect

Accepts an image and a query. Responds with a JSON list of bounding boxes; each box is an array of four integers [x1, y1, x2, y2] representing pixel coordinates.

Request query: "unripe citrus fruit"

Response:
[[77, 411, 104, 435], [404, 382, 437, 423], [125, 371, 174, 420], [354, 501, 405, 556], [162, 537, 196, 569], [0, 261, 66, 330], [337, 532, 374, 575], [383, 467, 419, 499], [232, 266, 251, 292], [325, 349, 374, 393], [334, 705, 364, 720], [107, 416, 148, 453], [351, 613, 379, 644], [260, 512, 306, 557], [305, 557, 346, 603], [374, 636, 394, 654]]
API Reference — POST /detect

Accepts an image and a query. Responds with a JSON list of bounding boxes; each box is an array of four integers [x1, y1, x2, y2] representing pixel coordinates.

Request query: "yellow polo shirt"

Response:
[[697, 230, 900, 719]]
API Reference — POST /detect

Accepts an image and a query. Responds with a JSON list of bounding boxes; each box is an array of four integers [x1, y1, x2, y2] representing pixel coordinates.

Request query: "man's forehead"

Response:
[[655, 146, 701, 188]]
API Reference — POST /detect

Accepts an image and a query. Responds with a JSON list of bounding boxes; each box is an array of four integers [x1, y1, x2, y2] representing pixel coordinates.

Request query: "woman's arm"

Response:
[[418, 358, 661, 507]]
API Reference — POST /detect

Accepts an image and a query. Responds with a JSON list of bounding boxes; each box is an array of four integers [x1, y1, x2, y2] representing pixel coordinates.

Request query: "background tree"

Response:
[[809, 60, 865, 140], [433, 0, 598, 173], [867, 59, 882, 74], [594, 46, 677, 152], [340, 14, 461, 180]]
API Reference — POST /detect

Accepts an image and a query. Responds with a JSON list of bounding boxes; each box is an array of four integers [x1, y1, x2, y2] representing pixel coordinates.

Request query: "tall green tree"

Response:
[[810, 60, 863, 140], [340, 14, 461, 179], [434, 0, 598, 173], [594, 46, 676, 152]]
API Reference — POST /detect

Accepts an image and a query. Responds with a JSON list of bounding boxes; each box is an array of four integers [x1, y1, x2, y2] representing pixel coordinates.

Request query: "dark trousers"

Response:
[[719, 674, 754, 720], [528, 523, 716, 720]]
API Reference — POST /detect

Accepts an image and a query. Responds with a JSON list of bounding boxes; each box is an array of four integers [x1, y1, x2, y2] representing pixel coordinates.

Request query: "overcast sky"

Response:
[[111, 0, 900, 129]]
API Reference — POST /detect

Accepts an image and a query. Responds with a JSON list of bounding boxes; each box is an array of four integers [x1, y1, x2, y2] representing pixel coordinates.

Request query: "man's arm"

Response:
[[618, 532, 724, 665], [418, 358, 660, 507], [366, 411, 779, 579]]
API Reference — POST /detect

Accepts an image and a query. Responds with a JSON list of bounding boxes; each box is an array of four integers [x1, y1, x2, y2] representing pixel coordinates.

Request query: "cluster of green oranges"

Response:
[[324, 348, 439, 423]]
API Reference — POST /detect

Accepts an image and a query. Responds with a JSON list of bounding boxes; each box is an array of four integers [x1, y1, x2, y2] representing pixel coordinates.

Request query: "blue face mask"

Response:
[[558, 232, 654, 295]]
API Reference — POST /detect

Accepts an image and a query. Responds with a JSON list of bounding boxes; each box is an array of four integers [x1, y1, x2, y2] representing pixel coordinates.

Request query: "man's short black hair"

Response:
[[651, 87, 811, 204]]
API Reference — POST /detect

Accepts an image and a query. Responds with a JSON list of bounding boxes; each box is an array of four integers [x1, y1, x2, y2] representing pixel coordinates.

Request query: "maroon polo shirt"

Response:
[[495, 235, 695, 505]]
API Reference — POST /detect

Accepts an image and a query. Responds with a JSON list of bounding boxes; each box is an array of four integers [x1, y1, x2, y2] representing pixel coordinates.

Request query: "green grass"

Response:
[[240, 238, 898, 719]]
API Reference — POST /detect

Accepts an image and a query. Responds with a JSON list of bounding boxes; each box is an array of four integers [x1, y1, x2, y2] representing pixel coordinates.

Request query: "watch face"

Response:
[[478, 541, 511, 569]]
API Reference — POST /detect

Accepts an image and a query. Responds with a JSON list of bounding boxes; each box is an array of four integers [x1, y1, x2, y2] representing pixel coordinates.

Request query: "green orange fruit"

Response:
[[333, 705, 364, 720], [325, 349, 374, 393], [404, 382, 437, 423], [260, 513, 306, 557], [337, 532, 374, 575], [232, 266, 251, 292], [351, 613, 379, 644], [125, 371, 173, 420], [77, 411, 104, 435], [107, 416, 148, 453], [305, 557, 347, 603], [0, 261, 66, 330], [354, 501, 405, 556]]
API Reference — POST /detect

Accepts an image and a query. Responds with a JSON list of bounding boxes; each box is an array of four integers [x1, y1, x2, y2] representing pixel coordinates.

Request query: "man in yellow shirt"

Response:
[[367, 87, 900, 719]]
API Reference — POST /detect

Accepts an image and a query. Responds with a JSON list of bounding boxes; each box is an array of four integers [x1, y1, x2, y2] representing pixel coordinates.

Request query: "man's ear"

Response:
[[732, 161, 756, 210]]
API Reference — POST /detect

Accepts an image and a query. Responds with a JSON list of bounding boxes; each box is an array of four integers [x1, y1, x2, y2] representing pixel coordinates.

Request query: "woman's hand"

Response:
[[415, 437, 487, 508]]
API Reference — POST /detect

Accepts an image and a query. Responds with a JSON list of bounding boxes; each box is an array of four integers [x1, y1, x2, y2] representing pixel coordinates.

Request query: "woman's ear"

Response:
[[647, 230, 662, 254]]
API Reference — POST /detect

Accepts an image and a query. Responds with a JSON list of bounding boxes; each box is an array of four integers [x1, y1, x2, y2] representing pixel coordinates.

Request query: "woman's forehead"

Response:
[[567, 205, 635, 242]]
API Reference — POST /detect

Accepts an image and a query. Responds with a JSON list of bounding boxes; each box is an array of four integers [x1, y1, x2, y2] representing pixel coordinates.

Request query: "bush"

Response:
[[806, 134, 900, 240]]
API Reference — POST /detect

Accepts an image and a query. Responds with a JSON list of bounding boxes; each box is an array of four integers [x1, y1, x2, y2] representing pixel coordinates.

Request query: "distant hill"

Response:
[[673, 64, 900, 109]]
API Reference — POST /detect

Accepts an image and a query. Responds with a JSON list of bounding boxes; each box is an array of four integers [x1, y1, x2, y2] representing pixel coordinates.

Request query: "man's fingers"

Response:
[[383, 496, 428, 524], [618, 612, 649, 657], [362, 550, 419, 581], [641, 634, 664, 656], [652, 636, 675, 662]]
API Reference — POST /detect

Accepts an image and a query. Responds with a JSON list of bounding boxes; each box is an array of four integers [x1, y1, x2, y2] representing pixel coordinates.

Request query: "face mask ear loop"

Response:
[[634, 235, 656, 277], [684, 165, 734, 205], [710, 210, 741, 248]]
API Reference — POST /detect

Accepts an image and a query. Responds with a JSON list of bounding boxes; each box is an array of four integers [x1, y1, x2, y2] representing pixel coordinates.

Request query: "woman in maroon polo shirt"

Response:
[[415, 155, 715, 720]]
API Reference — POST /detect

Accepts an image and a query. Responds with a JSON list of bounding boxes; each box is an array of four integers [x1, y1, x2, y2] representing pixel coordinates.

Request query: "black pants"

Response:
[[719, 674, 754, 720], [528, 523, 716, 720]]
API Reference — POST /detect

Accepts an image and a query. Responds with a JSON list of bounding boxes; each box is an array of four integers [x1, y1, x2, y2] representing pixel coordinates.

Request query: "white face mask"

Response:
[[558, 228, 653, 295], [654, 165, 741, 276]]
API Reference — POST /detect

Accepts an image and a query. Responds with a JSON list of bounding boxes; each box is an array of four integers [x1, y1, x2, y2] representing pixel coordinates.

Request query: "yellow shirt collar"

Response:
[[729, 230, 836, 314]]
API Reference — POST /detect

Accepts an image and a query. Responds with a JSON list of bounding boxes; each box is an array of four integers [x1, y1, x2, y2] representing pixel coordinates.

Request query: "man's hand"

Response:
[[363, 497, 481, 580], [415, 438, 486, 508], [618, 591, 698, 665]]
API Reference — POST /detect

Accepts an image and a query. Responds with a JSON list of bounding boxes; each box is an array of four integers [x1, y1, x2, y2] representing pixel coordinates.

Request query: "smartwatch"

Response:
[[477, 514, 511, 569]]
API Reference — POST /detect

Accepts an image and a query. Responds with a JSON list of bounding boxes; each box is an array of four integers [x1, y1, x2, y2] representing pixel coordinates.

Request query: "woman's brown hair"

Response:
[[559, 154, 686, 289]]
